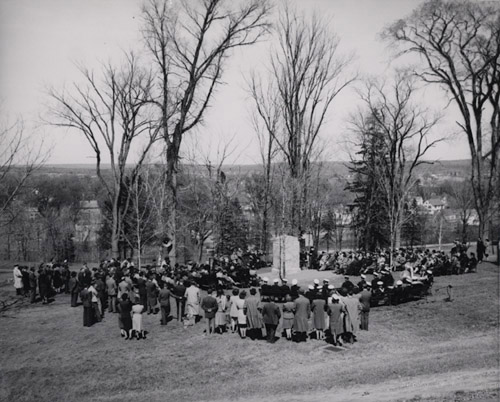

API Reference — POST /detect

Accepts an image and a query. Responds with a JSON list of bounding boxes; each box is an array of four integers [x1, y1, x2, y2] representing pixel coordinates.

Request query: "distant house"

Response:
[[422, 197, 448, 214]]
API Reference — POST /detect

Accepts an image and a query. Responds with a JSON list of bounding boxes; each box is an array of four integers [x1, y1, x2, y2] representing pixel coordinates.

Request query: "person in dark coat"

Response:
[[29, 267, 37, 304], [358, 285, 371, 330], [21, 267, 30, 297], [80, 286, 93, 327], [173, 279, 186, 321], [158, 282, 172, 325], [136, 273, 147, 309], [146, 276, 158, 314], [201, 288, 218, 335], [95, 275, 106, 317], [341, 276, 355, 293], [68, 272, 79, 307], [476, 238, 485, 262], [260, 296, 281, 343], [118, 293, 133, 339], [38, 268, 50, 304]]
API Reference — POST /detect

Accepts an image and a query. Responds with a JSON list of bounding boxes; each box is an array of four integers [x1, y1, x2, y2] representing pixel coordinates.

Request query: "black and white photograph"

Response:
[[0, 0, 499, 401]]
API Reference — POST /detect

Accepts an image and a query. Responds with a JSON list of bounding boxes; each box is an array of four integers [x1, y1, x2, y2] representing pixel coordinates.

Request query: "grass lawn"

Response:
[[0, 263, 499, 402]]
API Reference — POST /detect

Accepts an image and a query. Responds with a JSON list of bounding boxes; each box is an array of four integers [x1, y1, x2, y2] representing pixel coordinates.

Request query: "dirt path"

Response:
[[206, 368, 499, 402]]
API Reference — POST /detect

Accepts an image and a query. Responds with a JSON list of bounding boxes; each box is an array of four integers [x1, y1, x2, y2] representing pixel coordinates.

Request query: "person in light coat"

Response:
[[13, 265, 23, 295]]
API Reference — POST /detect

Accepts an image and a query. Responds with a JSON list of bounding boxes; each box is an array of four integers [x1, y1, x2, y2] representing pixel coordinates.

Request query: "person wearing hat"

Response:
[[271, 278, 282, 302], [305, 284, 316, 302], [88, 280, 101, 323], [358, 285, 371, 330], [290, 279, 299, 299], [293, 289, 311, 342], [260, 277, 271, 298], [371, 272, 380, 289], [327, 294, 344, 346], [357, 274, 368, 291], [341, 276, 355, 293], [311, 291, 326, 340], [280, 278, 291, 297], [381, 269, 394, 287]]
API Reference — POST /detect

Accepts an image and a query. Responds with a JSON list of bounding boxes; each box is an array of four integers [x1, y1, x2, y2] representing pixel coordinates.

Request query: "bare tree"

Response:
[[0, 115, 47, 219], [352, 74, 441, 266], [48, 55, 159, 259], [383, 0, 500, 238], [247, 72, 280, 256], [250, 4, 355, 235], [446, 179, 475, 243], [142, 0, 271, 264]]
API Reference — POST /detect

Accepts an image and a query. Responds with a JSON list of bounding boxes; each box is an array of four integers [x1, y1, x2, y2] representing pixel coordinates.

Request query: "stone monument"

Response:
[[272, 235, 300, 277]]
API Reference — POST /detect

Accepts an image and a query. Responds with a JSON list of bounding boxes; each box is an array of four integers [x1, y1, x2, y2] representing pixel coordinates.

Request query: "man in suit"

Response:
[[358, 285, 371, 330], [158, 282, 172, 325], [29, 267, 37, 304], [146, 275, 158, 314], [80, 286, 93, 327], [68, 271, 79, 307], [106, 274, 118, 313], [261, 296, 281, 343]]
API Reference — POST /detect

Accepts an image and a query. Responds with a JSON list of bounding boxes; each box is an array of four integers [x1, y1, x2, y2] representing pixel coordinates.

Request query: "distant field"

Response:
[[0, 261, 498, 402]]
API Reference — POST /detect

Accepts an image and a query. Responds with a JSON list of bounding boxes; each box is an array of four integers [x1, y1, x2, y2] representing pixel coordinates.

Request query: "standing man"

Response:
[[293, 289, 311, 342], [184, 280, 200, 327], [173, 278, 186, 322], [106, 274, 118, 313], [358, 285, 371, 331], [261, 296, 281, 343], [201, 288, 218, 335], [68, 272, 79, 307], [29, 267, 37, 304], [158, 282, 172, 325], [88, 280, 101, 323], [146, 275, 158, 315], [13, 264, 23, 296]]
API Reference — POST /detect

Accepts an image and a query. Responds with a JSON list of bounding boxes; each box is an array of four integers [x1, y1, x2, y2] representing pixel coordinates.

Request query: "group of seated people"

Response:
[[313, 245, 478, 277]]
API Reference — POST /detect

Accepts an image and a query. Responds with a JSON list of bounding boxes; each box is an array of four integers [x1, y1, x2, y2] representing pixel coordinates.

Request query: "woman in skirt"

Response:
[[282, 294, 295, 340], [132, 297, 146, 340], [118, 293, 133, 339]]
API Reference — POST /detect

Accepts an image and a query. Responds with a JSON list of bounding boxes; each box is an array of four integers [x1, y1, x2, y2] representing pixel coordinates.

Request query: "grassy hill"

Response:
[[0, 261, 498, 402]]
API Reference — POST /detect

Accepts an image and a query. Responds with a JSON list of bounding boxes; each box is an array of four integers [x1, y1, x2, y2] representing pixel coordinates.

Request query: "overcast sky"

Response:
[[0, 0, 470, 165]]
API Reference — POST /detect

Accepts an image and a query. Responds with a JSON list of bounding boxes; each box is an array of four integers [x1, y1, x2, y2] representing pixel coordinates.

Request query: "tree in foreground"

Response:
[[248, 4, 354, 236], [48, 55, 159, 259], [350, 74, 440, 264], [383, 0, 500, 238], [142, 0, 271, 264]]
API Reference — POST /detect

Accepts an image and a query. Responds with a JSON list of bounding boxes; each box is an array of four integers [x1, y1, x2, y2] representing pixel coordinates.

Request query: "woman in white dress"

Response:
[[132, 298, 146, 340], [235, 290, 247, 338]]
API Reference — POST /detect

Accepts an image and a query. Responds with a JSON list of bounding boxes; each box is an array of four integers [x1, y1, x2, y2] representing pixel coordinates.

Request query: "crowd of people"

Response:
[[10, 239, 491, 344], [313, 242, 480, 277]]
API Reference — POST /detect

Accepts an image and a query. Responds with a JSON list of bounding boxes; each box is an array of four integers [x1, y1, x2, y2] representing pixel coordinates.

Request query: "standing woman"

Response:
[[228, 288, 240, 333], [311, 293, 326, 340], [118, 294, 133, 339], [215, 289, 228, 333], [13, 265, 23, 296], [282, 294, 295, 341], [235, 290, 247, 338], [80, 285, 93, 327], [132, 297, 146, 340], [327, 294, 344, 346]]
